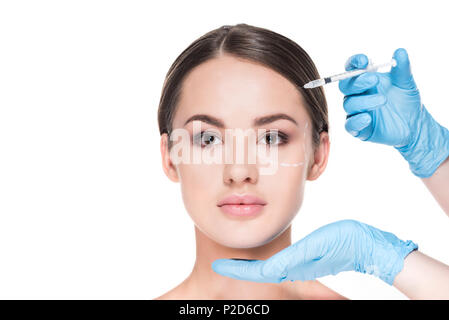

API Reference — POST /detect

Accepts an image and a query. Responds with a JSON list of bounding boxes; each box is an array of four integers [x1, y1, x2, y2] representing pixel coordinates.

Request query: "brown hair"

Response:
[[157, 23, 328, 150]]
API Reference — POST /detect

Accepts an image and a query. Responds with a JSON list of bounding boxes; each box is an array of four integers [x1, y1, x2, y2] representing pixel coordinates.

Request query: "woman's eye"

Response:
[[193, 131, 222, 147], [260, 131, 289, 146]]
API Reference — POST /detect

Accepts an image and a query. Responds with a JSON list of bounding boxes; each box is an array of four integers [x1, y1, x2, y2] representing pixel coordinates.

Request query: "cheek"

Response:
[[255, 168, 305, 245], [177, 163, 222, 219], [262, 164, 306, 215], [259, 140, 309, 181]]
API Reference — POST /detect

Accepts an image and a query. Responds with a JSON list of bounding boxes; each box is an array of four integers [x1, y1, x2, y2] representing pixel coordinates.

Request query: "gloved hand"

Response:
[[212, 219, 418, 285], [338, 48, 449, 178]]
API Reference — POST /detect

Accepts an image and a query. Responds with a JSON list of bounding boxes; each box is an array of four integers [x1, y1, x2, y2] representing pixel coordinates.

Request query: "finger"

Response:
[[285, 258, 338, 281], [344, 53, 369, 71], [211, 259, 282, 283], [391, 48, 417, 90], [343, 93, 387, 115], [262, 223, 347, 282], [261, 235, 322, 282], [345, 113, 372, 137], [339, 72, 379, 96]]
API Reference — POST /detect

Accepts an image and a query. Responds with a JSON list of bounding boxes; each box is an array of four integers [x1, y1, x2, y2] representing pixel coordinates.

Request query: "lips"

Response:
[[217, 194, 267, 207], [217, 194, 267, 217]]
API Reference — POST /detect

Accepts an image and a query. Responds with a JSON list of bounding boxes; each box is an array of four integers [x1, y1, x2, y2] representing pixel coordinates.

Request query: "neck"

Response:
[[184, 224, 303, 299]]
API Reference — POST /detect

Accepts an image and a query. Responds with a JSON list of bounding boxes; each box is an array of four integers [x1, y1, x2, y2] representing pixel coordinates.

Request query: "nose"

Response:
[[222, 129, 260, 186], [223, 163, 259, 186]]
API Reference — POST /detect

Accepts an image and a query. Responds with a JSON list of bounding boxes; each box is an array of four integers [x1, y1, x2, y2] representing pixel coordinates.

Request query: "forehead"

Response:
[[173, 54, 309, 128]]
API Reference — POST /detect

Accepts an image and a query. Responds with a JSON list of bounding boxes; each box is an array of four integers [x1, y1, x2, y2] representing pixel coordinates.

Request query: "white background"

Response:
[[0, 0, 448, 299]]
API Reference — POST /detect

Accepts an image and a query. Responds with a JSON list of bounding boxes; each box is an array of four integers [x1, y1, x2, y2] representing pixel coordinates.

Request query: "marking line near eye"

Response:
[[279, 162, 304, 167], [265, 121, 308, 168]]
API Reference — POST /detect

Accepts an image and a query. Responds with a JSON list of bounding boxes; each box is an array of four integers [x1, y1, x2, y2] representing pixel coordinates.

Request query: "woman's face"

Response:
[[161, 54, 329, 248]]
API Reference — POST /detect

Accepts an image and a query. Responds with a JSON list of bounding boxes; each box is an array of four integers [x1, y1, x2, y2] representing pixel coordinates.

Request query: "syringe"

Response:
[[303, 58, 397, 89]]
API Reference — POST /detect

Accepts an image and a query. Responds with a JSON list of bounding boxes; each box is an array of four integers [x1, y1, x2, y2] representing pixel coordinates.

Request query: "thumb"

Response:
[[391, 48, 417, 90], [344, 53, 369, 71]]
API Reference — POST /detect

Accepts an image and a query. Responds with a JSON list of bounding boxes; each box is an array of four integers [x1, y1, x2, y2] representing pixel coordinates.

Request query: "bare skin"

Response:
[[156, 53, 346, 299], [155, 225, 346, 300], [421, 156, 449, 217], [393, 250, 449, 299]]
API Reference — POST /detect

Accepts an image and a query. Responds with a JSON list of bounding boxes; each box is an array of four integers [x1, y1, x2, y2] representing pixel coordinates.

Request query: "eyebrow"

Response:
[[183, 113, 298, 128]]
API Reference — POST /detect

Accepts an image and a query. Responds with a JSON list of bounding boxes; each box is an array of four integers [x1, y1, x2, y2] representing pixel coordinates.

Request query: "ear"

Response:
[[307, 131, 330, 181], [160, 133, 180, 183]]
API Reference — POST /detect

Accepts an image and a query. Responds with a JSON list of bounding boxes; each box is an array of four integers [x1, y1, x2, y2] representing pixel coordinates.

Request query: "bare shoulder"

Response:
[[153, 280, 190, 300], [154, 290, 175, 300]]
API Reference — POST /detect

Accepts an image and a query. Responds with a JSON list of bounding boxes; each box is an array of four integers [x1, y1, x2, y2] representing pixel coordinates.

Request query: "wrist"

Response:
[[395, 105, 449, 178], [379, 237, 418, 285], [355, 223, 419, 285]]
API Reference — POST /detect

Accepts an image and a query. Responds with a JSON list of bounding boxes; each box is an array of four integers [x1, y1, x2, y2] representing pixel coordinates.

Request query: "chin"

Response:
[[211, 231, 279, 249]]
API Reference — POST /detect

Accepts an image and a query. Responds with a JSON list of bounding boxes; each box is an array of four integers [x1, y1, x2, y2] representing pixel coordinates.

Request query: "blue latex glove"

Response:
[[212, 220, 418, 285], [338, 48, 449, 178]]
